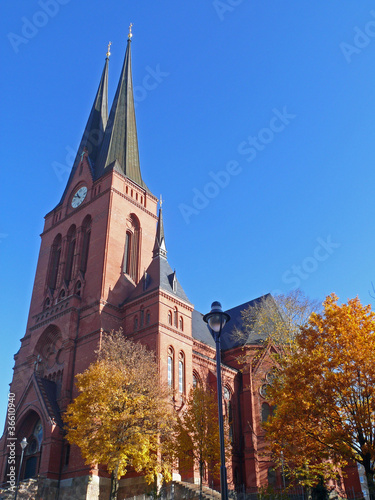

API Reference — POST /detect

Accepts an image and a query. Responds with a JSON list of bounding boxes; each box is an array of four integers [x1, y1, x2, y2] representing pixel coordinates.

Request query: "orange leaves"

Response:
[[265, 294, 375, 486]]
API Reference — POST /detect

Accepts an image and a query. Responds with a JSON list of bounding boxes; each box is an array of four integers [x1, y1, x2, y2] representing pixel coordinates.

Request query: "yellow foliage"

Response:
[[64, 330, 175, 485], [171, 386, 231, 481]]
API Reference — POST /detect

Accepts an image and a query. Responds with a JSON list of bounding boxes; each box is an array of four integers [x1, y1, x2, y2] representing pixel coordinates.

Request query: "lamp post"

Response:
[[203, 301, 230, 500], [14, 437, 27, 500]]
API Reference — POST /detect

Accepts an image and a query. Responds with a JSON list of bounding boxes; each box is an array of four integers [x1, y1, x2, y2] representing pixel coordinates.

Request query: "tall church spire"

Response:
[[153, 203, 167, 259], [72, 51, 109, 169], [59, 51, 109, 204], [95, 28, 147, 189]]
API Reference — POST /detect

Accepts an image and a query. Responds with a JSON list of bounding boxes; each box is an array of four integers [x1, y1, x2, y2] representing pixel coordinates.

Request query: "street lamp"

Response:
[[14, 437, 28, 500], [203, 301, 231, 500]]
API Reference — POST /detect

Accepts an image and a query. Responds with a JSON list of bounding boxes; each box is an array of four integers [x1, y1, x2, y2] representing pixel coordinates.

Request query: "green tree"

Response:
[[64, 330, 175, 500], [173, 386, 231, 498], [264, 294, 375, 497]]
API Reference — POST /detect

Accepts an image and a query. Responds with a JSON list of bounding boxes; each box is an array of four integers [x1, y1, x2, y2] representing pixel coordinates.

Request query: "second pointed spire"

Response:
[[95, 33, 147, 189]]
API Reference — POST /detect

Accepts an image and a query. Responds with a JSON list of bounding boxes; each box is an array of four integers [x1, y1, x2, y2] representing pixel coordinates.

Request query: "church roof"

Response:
[[192, 294, 273, 351], [59, 56, 109, 205], [191, 309, 216, 348], [124, 207, 191, 305], [95, 37, 148, 189], [125, 255, 192, 306]]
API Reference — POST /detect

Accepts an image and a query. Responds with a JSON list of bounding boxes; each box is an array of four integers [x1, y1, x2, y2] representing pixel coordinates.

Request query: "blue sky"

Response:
[[1, 1, 375, 425]]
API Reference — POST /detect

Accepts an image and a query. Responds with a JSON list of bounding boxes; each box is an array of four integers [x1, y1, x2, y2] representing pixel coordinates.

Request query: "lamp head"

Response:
[[20, 437, 28, 450], [203, 301, 231, 334]]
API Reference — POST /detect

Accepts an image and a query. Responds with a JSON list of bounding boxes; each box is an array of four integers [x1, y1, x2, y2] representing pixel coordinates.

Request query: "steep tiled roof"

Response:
[[192, 294, 273, 351]]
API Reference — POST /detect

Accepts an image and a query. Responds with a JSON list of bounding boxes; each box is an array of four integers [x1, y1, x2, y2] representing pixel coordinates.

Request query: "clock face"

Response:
[[71, 186, 88, 208]]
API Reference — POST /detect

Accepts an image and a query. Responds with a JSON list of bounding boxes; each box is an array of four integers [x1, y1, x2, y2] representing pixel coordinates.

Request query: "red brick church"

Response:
[[0, 34, 363, 500]]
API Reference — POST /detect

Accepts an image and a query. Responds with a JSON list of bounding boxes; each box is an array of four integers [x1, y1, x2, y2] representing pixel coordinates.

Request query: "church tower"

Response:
[[0, 30, 194, 499]]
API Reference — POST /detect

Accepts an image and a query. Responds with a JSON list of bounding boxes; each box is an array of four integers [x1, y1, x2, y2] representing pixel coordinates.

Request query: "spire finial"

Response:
[[106, 41, 112, 58], [128, 23, 133, 40], [160, 194, 163, 208]]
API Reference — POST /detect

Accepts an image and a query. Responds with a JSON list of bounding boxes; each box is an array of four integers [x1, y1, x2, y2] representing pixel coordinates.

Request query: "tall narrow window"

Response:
[[123, 214, 141, 282], [168, 311, 172, 325], [140, 306, 144, 327], [174, 307, 178, 327], [48, 234, 62, 290], [224, 387, 233, 443], [124, 232, 131, 275], [168, 347, 174, 389], [178, 352, 185, 394], [65, 225, 76, 282], [80, 216, 91, 274]]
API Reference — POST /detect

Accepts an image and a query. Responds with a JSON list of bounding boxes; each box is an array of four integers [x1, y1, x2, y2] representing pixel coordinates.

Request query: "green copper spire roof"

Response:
[[78, 55, 109, 167], [95, 34, 147, 189], [153, 205, 167, 258], [59, 54, 109, 204]]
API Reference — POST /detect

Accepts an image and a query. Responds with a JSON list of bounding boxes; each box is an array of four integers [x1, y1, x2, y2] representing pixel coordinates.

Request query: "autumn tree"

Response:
[[64, 330, 176, 500], [172, 386, 231, 498], [232, 290, 321, 357], [264, 294, 375, 497]]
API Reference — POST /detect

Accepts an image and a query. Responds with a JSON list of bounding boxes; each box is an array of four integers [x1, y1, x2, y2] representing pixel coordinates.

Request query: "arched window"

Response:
[[174, 307, 178, 328], [124, 231, 131, 275], [64, 225, 76, 282], [24, 419, 43, 480], [168, 311, 172, 326], [178, 352, 185, 394], [75, 280, 81, 296], [179, 316, 184, 331], [134, 316, 138, 331], [140, 306, 144, 327], [80, 215, 91, 274], [192, 371, 201, 389], [224, 387, 233, 442], [146, 310, 150, 325], [58, 289, 66, 302], [224, 387, 232, 420], [261, 403, 273, 423], [123, 214, 140, 282], [47, 234, 62, 290], [168, 347, 174, 389]]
